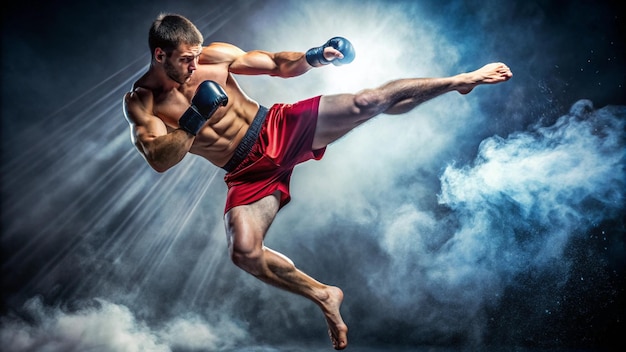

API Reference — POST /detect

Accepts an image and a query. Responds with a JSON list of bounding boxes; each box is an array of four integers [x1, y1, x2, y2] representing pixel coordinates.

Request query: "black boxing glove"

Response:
[[305, 37, 355, 67], [178, 80, 228, 135]]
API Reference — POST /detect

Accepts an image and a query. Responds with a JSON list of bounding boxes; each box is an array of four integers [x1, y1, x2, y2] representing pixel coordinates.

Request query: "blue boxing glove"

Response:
[[178, 80, 228, 135], [305, 37, 355, 67]]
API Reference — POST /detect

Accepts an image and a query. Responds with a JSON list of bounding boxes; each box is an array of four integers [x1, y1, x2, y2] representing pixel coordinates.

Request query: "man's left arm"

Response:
[[203, 39, 355, 78]]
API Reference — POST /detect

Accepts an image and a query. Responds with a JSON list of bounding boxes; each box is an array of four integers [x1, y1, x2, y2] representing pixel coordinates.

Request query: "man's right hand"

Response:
[[178, 81, 228, 135], [305, 37, 355, 67]]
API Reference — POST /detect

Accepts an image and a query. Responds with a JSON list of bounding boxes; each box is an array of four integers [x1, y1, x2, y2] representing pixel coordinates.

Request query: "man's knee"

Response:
[[230, 244, 264, 275], [354, 88, 386, 113]]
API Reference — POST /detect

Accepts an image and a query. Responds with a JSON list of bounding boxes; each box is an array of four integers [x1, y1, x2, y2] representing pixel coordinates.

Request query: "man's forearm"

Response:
[[143, 129, 194, 173], [273, 51, 314, 77]]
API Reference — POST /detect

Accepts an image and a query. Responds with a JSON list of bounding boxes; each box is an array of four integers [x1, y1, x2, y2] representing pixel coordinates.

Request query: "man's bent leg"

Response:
[[312, 62, 512, 149], [224, 193, 348, 350]]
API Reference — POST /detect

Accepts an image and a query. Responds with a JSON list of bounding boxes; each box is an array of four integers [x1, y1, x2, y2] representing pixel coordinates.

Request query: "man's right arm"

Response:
[[123, 89, 194, 173]]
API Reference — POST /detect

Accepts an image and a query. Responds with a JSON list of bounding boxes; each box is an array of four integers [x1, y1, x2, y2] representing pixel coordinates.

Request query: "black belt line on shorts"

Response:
[[222, 105, 268, 172]]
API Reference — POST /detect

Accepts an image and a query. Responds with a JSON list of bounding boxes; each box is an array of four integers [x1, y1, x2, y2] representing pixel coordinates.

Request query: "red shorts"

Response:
[[223, 96, 325, 213]]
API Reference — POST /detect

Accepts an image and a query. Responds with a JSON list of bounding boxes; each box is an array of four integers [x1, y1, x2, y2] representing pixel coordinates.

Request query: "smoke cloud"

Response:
[[1, 297, 248, 352]]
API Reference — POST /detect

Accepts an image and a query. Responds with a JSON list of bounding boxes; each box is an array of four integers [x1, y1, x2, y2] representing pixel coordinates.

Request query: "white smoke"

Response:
[[361, 100, 624, 341], [439, 99, 624, 264], [0, 297, 248, 352]]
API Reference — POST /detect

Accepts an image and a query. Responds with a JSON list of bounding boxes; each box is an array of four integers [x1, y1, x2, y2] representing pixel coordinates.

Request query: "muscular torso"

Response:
[[125, 41, 314, 170], [135, 62, 260, 167]]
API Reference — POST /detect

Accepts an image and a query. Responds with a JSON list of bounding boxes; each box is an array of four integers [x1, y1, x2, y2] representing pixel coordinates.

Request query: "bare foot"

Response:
[[318, 286, 348, 350], [456, 62, 512, 94]]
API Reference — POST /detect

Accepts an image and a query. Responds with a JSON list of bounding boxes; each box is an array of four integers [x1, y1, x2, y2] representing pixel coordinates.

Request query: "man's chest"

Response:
[[153, 89, 193, 128]]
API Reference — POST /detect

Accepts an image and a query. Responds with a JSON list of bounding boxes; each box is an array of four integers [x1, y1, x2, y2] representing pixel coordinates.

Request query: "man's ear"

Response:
[[155, 48, 166, 62]]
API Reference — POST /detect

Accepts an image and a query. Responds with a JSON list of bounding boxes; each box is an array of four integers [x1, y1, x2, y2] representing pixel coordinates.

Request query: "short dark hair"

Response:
[[148, 13, 203, 57]]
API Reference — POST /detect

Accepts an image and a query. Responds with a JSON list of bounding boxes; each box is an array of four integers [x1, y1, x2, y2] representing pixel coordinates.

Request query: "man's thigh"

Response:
[[224, 191, 281, 250], [314, 93, 368, 149]]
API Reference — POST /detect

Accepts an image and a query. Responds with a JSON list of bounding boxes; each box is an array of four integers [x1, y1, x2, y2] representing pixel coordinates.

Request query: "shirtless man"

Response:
[[123, 13, 512, 350]]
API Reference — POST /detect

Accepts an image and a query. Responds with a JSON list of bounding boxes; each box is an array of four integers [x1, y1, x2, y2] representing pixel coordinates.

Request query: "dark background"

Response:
[[1, 0, 624, 351]]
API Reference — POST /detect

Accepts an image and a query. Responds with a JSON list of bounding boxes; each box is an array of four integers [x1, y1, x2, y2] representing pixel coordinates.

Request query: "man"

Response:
[[123, 13, 512, 350]]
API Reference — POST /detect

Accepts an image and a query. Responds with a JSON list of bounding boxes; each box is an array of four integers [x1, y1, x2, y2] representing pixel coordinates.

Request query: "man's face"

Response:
[[162, 44, 203, 84]]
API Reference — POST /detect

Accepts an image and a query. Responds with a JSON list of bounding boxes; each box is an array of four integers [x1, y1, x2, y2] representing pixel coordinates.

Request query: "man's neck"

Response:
[[147, 65, 181, 93]]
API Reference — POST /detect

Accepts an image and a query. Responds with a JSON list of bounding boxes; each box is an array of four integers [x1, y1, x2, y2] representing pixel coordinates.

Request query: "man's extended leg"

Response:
[[312, 62, 512, 148], [224, 192, 348, 350]]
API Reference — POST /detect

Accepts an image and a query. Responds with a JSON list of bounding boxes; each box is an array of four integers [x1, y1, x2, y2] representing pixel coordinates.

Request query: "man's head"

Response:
[[149, 14, 204, 84], [149, 13, 203, 57]]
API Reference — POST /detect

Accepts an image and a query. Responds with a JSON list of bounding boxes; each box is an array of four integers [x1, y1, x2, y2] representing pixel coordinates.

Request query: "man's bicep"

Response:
[[233, 50, 310, 78], [229, 50, 278, 75], [200, 42, 283, 76], [199, 42, 247, 65]]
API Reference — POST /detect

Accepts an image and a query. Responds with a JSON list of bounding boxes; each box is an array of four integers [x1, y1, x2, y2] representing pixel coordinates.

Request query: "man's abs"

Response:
[[188, 102, 259, 167]]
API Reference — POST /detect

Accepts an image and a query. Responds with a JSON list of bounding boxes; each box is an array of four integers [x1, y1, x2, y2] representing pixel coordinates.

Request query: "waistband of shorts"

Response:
[[221, 105, 268, 173]]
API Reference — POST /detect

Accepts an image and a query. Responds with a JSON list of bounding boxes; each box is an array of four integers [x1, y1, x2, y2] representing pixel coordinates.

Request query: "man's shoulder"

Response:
[[123, 85, 155, 115], [127, 72, 157, 98]]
